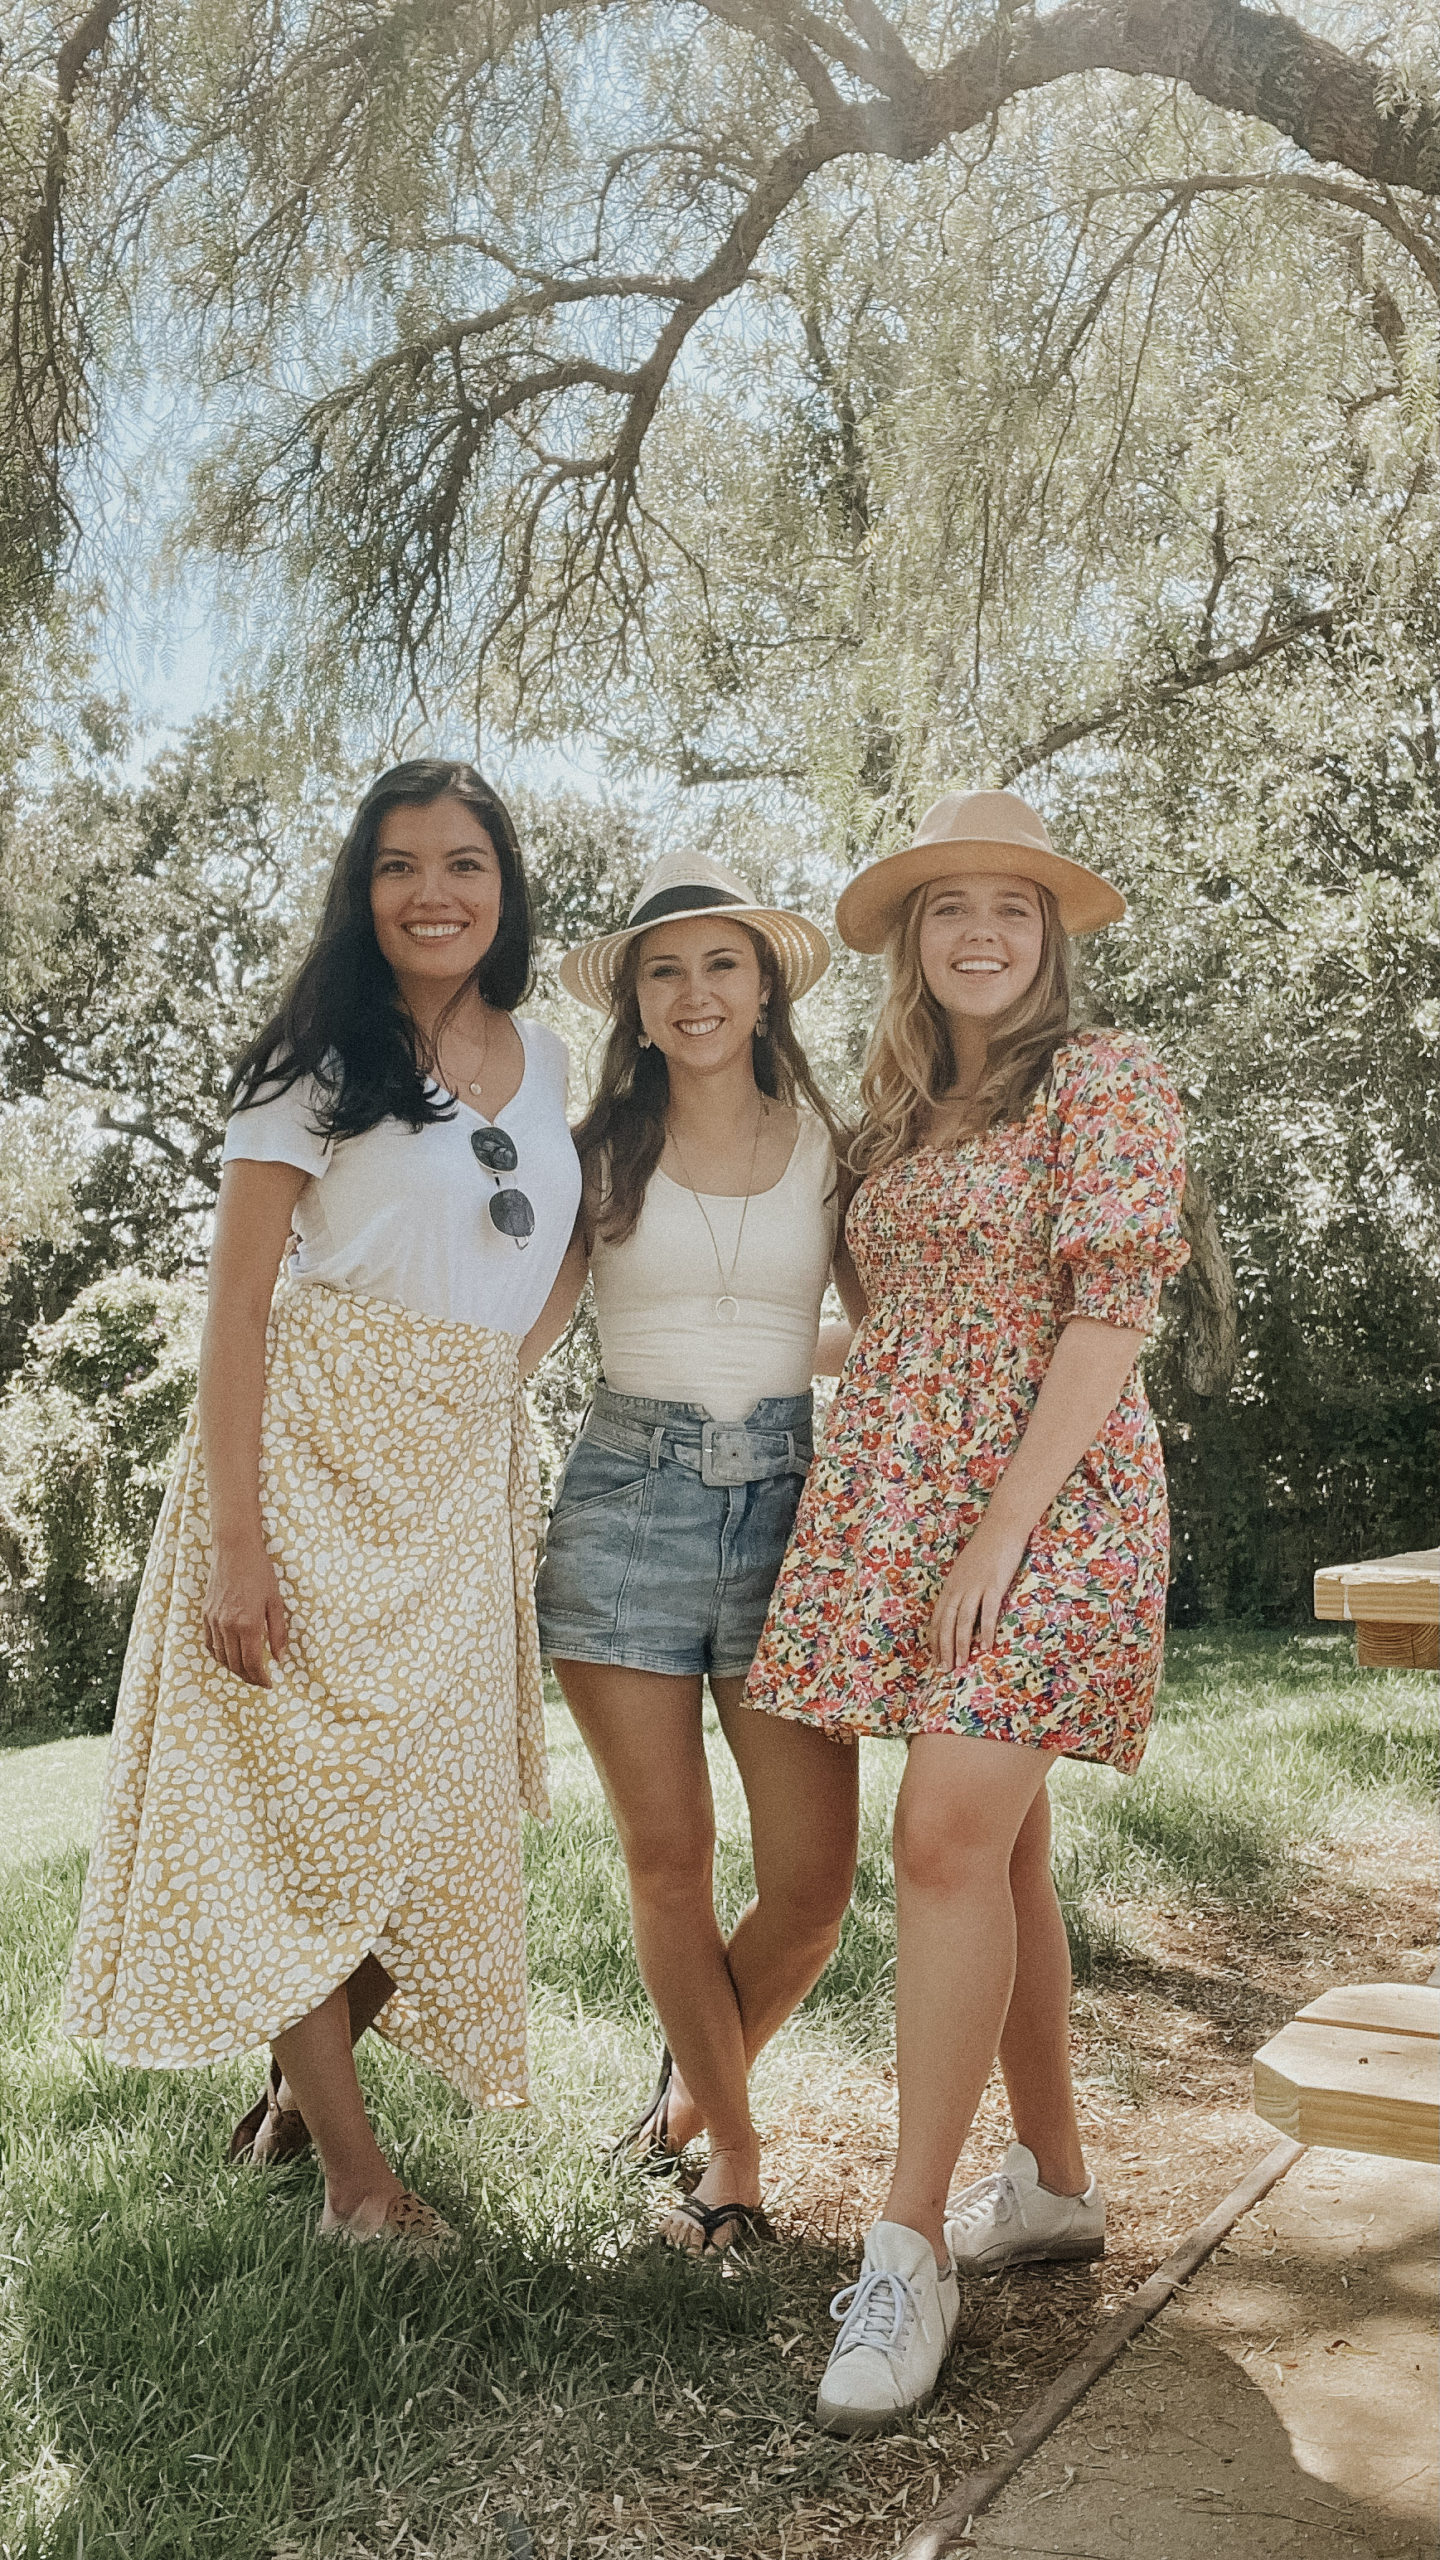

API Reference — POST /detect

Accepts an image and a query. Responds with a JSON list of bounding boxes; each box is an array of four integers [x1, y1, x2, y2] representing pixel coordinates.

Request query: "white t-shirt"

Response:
[[591, 1111, 838, 1422], [221, 1016, 580, 1337]]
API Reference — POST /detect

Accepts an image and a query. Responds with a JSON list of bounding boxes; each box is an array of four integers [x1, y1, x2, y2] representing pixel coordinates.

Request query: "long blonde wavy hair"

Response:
[[850, 879, 1075, 1175]]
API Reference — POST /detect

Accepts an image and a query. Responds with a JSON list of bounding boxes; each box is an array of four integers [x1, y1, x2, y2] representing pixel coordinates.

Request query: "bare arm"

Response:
[[517, 1211, 590, 1380], [832, 1227, 869, 1327], [812, 1171, 869, 1374], [813, 1318, 855, 1377], [198, 1158, 308, 1688], [929, 1315, 1145, 1670]]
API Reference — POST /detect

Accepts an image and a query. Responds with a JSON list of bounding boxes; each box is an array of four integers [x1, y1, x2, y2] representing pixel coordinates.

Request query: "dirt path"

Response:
[[959, 2146, 1437, 2560]]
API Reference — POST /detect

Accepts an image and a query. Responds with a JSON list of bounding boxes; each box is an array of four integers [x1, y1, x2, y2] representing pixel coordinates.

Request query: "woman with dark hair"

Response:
[[534, 850, 864, 2258], [64, 761, 581, 2253], [746, 790, 1188, 2431]]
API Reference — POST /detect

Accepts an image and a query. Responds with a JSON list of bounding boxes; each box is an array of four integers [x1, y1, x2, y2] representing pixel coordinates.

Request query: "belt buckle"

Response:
[[701, 1421, 752, 1486]]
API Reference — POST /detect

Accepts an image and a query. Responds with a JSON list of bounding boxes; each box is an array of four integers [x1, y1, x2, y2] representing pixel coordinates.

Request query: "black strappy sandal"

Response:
[[663, 2195, 774, 2258], [610, 2046, 690, 2179]]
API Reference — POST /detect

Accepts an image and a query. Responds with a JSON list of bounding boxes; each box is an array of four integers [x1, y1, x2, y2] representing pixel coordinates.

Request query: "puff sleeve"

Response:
[[1048, 1033, 1188, 1334]]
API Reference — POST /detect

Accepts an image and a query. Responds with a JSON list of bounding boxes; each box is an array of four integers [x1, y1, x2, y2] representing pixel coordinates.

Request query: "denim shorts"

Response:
[[535, 1384, 814, 1679]]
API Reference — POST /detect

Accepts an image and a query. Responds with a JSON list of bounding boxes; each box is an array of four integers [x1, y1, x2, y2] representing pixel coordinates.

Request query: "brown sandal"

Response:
[[227, 2056, 313, 2165], [327, 2188, 457, 2258], [611, 2046, 690, 2179]]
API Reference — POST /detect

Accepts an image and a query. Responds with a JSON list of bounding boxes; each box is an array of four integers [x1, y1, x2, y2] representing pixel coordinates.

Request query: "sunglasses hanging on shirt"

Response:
[[470, 1126, 535, 1247]]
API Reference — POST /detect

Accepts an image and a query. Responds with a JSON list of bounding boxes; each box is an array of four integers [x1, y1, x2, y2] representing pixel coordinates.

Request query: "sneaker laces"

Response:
[[947, 2172, 1017, 2234], [828, 2267, 913, 2358]]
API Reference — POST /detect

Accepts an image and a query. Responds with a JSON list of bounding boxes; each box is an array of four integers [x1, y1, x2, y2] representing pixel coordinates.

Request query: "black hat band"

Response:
[[625, 882, 746, 929]]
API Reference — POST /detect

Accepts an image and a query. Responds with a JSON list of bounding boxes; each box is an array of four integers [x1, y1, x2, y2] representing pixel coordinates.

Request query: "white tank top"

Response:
[[591, 1112, 838, 1422]]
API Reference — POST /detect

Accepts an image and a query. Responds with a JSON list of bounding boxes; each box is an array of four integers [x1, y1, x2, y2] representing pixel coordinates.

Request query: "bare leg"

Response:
[[882, 1733, 1053, 2262], [661, 1684, 859, 2149], [553, 1660, 760, 2245], [344, 1952, 398, 2041], [996, 1788, 1087, 2195], [257, 1952, 396, 2159], [271, 1980, 403, 2231]]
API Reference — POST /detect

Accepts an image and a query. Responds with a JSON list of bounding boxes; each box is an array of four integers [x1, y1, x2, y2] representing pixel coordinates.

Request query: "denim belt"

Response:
[[681, 1420, 807, 1487], [585, 1386, 811, 1488]]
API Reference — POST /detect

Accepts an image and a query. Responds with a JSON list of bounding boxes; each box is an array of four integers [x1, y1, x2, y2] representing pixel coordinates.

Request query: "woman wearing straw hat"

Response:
[[537, 849, 863, 2255], [65, 761, 582, 2253], [745, 789, 1188, 2429]]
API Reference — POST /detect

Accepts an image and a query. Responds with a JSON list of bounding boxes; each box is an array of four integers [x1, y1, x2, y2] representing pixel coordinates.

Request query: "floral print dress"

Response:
[[745, 1032, 1188, 1773]]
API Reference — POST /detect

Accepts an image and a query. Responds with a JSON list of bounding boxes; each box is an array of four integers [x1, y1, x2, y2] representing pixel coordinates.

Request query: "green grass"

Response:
[[1050, 1628, 1437, 1935], [0, 1630, 1434, 2558]]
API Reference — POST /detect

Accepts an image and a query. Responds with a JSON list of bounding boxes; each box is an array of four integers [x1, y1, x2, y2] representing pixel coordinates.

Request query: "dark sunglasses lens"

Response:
[[470, 1127, 519, 1173], [488, 1189, 536, 1242]]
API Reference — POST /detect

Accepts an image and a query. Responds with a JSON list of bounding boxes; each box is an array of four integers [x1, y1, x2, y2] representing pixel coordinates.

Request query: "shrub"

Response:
[[0, 1272, 202, 1734]]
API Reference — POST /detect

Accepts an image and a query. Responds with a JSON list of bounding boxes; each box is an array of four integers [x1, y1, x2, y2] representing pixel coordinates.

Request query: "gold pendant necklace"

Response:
[[436, 1012, 490, 1103], [668, 1104, 767, 1325]]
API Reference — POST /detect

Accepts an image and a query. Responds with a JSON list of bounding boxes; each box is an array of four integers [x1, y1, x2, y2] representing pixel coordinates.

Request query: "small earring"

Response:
[[755, 1005, 769, 1038], [638, 1031, 652, 1049]]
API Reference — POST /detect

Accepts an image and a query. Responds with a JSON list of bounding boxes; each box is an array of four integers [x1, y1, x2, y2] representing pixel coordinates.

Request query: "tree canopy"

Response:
[[2, 2, 1435, 781], [0, 0, 1435, 1661]]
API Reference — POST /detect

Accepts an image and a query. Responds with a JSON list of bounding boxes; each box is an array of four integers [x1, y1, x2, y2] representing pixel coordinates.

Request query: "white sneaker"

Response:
[[944, 2143, 1105, 2275], [816, 2221, 960, 2436]]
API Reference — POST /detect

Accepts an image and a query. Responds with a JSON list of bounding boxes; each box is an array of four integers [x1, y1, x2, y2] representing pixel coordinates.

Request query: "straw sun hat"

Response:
[[559, 849, 832, 1011], [834, 788, 1126, 951]]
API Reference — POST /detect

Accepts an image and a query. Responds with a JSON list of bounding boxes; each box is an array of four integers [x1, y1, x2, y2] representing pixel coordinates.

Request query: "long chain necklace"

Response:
[[667, 1102, 767, 1325]]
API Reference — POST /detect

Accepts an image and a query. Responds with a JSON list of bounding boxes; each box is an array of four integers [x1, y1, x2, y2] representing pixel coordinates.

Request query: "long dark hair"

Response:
[[575, 925, 848, 1244], [229, 759, 533, 1141]]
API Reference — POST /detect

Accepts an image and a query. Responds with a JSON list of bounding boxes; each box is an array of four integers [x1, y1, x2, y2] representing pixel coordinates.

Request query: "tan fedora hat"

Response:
[[834, 788, 1125, 952], [559, 847, 832, 1012]]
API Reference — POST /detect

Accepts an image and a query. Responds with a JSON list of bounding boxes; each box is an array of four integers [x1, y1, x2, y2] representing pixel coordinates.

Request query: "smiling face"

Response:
[[917, 871, 1046, 1029], [369, 792, 504, 998], [633, 914, 770, 1077]]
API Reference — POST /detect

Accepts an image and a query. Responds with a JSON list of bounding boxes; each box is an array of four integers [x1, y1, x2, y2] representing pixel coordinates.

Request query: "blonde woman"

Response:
[[536, 851, 863, 2256], [64, 761, 582, 2250], [746, 790, 1188, 2429]]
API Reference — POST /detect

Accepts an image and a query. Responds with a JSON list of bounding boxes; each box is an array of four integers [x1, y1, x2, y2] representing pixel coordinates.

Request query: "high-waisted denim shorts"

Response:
[[535, 1384, 814, 1679]]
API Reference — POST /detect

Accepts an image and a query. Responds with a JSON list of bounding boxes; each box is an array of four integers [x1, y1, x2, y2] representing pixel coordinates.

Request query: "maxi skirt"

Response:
[[63, 1280, 550, 2109]]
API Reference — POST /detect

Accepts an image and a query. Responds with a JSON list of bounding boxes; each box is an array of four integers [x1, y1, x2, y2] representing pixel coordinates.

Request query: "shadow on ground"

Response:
[[955, 2148, 1438, 2560]]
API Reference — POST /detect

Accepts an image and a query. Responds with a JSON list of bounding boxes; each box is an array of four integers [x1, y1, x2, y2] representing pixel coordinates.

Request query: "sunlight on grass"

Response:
[[0, 1629, 1433, 2556], [1048, 1630, 1436, 1934], [0, 1738, 108, 1872]]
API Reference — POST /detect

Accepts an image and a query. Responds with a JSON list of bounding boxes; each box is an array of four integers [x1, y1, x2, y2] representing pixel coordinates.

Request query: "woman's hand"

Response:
[[927, 1319, 1145, 1674], [203, 1541, 289, 1688], [928, 1512, 1031, 1670]]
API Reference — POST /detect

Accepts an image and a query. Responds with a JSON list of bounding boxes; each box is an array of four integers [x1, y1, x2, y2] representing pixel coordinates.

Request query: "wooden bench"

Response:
[[1254, 1982, 1439, 2164], [1313, 1545, 1439, 1669], [1254, 1557, 1440, 2162]]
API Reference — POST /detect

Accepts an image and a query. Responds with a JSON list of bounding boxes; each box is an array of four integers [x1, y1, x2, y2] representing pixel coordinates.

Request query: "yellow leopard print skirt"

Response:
[[63, 1280, 550, 2109]]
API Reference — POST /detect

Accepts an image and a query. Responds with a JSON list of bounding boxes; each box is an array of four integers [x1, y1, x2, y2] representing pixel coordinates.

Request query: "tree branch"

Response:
[[697, 0, 847, 115], [177, 0, 1439, 702], [954, 1, 1440, 197], [1000, 607, 1335, 781], [676, 748, 805, 784], [5, 0, 127, 569], [1084, 170, 1440, 296], [94, 1106, 199, 1179]]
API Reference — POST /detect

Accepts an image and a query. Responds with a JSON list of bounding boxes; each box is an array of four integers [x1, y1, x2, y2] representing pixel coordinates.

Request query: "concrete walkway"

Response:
[[963, 2146, 1437, 2560]]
